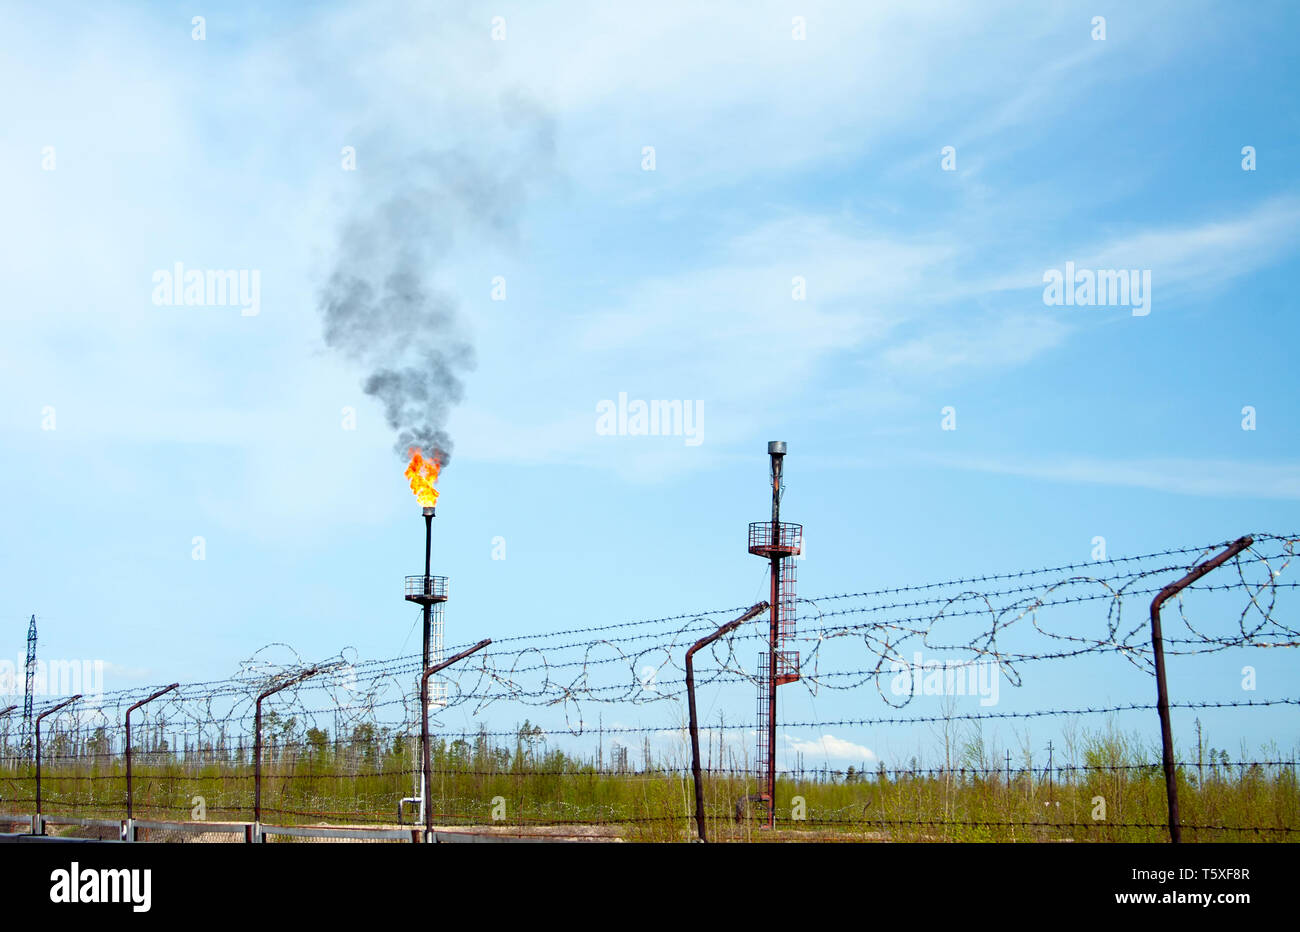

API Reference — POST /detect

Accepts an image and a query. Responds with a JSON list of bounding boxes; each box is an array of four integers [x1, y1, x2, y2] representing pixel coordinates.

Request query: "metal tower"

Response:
[[403, 507, 449, 824], [21, 614, 36, 758], [748, 442, 801, 828], [405, 507, 449, 709]]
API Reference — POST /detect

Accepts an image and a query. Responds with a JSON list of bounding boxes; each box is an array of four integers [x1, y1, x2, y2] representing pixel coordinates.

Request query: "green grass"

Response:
[[6, 724, 1296, 842]]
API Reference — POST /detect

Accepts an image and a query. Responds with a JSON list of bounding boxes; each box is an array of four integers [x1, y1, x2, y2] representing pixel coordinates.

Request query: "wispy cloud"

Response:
[[1085, 197, 1300, 300], [459, 191, 1300, 477], [879, 313, 1072, 376], [942, 455, 1300, 500], [966, 196, 1300, 302]]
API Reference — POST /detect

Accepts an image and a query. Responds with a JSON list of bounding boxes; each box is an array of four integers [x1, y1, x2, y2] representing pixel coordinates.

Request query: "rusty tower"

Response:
[[748, 441, 801, 828]]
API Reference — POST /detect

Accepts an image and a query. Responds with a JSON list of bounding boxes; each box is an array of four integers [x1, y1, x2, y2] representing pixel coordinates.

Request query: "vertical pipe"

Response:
[[422, 639, 491, 841], [767, 448, 783, 829], [767, 553, 778, 828], [686, 651, 702, 839], [1149, 608, 1179, 842], [688, 604, 768, 842], [1149, 535, 1252, 843], [34, 696, 80, 829], [125, 684, 179, 823], [420, 508, 433, 828], [424, 511, 433, 592], [254, 699, 263, 823], [419, 637, 430, 836], [255, 669, 319, 826]]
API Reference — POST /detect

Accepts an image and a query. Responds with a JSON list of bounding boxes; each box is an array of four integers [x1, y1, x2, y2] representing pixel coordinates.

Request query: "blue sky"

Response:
[[1, 1, 1297, 769]]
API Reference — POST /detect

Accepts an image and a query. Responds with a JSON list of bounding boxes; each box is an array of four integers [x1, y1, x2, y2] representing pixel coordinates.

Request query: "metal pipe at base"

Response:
[[687, 602, 768, 842], [1148, 535, 1253, 843], [422, 639, 491, 841], [35, 696, 81, 828]]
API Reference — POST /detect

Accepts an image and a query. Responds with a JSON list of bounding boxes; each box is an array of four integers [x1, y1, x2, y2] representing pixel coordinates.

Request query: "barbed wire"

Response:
[[8, 533, 1297, 781]]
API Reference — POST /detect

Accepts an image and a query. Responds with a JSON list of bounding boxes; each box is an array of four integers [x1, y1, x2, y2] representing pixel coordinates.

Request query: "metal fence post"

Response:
[[254, 667, 321, 827], [0, 706, 16, 771], [1149, 535, 1253, 843], [422, 639, 492, 842], [125, 683, 180, 830], [686, 603, 768, 842], [34, 695, 81, 830]]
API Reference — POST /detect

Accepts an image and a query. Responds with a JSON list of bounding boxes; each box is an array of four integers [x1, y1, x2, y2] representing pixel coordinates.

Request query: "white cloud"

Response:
[[459, 193, 1300, 478], [783, 732, 877, 762], [3, 0, 1288, 501], [453, 215, 961, 476], [1084, 197, 1300, 301]]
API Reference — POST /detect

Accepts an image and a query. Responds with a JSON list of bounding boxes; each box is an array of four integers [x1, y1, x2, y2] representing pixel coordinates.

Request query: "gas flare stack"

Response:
[[403, 448, 449, 720], [405, 506, 449, 710], [399, 448, 449, 825], [748, 441, 801, 829]]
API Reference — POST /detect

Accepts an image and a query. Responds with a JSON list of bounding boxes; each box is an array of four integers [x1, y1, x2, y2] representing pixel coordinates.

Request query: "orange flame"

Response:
[[404, 447, 441, 507]]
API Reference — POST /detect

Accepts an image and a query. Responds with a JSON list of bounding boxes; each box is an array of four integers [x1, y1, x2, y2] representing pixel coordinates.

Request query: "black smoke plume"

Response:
[[318, 97, 556, 466]]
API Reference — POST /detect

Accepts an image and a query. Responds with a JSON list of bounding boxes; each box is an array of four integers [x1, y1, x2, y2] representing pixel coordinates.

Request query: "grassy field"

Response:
[[5, 723, 1297, 842]]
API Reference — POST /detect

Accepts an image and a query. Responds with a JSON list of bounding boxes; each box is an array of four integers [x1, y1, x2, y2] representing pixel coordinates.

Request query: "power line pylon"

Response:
[[21, 614, 36, 759]]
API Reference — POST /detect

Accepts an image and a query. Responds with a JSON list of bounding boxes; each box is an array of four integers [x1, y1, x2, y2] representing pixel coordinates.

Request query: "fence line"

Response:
[[3, 532, 1297, 842]]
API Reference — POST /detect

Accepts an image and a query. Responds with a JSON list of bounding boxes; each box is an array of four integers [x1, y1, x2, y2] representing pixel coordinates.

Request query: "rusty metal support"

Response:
[[766, 443, 784, 828], [422, 638, 491, 841], [1149, 535, 1253, 843], [125, 683, 179, 822], [0, 705, 17, 771], [254, 667, 320, 826], [34, 695, 81, 827], [686, 602, 768, 842], [421, 507, 433, 830]]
